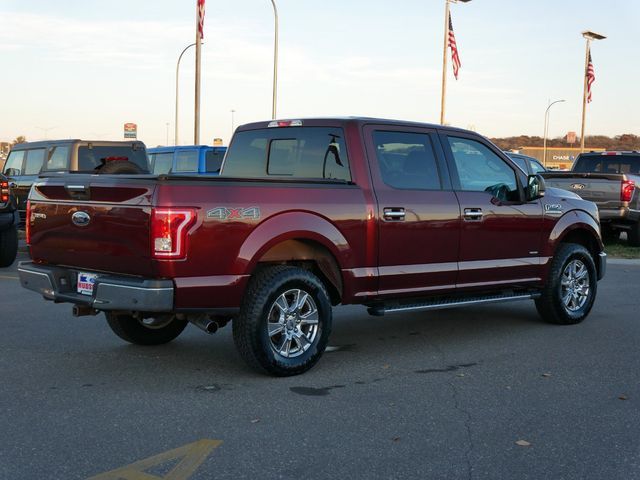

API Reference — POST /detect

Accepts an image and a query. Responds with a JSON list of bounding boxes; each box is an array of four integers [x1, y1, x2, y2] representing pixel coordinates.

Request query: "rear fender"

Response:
[[235, 211, 350, 275]]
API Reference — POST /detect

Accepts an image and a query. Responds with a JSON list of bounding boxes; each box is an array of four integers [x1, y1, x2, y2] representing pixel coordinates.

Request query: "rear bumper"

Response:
[[17, 261, 174, 312], [599, 207, 640, 223]]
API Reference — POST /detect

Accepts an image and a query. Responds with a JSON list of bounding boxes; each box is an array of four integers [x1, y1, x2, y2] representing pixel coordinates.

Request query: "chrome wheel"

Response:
[[267, 289, 319, 359], [560, 259, 590, 312]]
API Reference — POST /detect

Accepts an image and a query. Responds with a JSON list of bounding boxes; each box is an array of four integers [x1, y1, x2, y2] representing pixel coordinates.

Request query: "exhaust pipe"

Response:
[[189, 315, 219, 334], [72, 305, 98, 317]]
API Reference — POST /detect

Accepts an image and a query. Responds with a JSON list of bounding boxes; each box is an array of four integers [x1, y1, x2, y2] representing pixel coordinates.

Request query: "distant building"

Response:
[[516, 146, 605, 170]]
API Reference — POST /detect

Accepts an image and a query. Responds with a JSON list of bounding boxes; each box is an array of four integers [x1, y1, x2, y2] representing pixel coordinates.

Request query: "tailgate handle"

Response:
[[65, 184, 90, 200]]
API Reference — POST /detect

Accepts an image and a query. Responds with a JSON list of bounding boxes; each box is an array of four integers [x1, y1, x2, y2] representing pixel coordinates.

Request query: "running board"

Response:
[[367, 292, 540, 316]]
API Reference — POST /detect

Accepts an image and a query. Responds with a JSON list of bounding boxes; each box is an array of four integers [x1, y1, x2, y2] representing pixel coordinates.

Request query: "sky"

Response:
[[1, 0, 638, 147]]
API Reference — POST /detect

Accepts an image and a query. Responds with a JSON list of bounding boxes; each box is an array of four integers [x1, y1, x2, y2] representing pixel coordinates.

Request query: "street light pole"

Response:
[[230, 109, 236, 137], [580, 30, 605, 152], [440, 0, 471, 125], [543, 99, 565, 167], [35, 126, 57, 140], [270, 0, 279, 120], [175, 42, 197, 146]]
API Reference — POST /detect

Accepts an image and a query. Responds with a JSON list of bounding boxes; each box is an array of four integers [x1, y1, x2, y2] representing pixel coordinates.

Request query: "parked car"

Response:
[[505, 152, 546, 175], [19, 118, 606, 376], [2, 140, 149, 224], [0, 174, 19, 267], [542, 151, 640, 245], [148, 145, 226, 175]]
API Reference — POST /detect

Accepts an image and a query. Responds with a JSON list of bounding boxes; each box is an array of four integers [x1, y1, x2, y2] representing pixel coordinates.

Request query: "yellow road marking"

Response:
[[0, 275, 18, 280], [87, 439, 222, 480]]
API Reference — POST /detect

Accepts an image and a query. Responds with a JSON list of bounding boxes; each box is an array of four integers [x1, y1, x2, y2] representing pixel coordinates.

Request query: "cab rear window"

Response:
[[77, 146, 149, 173], [222, 128, 351, 181], [573, 155, 640, 174]]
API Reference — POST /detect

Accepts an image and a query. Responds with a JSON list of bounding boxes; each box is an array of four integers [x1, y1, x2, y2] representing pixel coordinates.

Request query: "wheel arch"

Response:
[[236, 212, 350, 304]]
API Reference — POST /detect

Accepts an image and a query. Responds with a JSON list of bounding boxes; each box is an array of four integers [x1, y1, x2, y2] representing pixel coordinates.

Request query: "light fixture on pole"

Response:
[[580, 30, 605, 152], [174, 42, 197, 146], [230, 109, 236, 137], [543, 99, 565, 167], [269, 0, 279, 120], [440, 0, 471, 125]]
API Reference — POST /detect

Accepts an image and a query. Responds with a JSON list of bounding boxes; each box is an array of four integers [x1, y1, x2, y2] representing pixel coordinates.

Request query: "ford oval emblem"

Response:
[[570, 183, 586, 190], [71, 211, 91, 227]]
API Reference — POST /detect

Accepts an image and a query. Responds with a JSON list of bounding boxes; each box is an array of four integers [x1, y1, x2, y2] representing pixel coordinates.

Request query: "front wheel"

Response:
[[233, 266, 332, 376], [535, 243, 597, 325], [105, 313, 188, 345]]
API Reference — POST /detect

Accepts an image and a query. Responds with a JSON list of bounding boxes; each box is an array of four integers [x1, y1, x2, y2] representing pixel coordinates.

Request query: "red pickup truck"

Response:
[[19, 118, 606, 376]]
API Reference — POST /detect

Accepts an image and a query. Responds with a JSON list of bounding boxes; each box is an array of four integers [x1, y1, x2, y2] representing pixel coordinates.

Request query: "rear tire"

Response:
[[105, 313, 188, 345], [535, 243, 597, 325], [627, 222, 640, 247], [0, 226, 18, 268], [233, 266, 332, 376]]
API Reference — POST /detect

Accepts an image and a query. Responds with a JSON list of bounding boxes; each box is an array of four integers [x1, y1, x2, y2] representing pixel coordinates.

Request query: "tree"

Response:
[[11, 136, 26, 145]]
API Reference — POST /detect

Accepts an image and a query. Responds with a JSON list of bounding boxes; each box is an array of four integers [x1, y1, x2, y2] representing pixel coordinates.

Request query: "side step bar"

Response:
[[367, 292, 540, 316]]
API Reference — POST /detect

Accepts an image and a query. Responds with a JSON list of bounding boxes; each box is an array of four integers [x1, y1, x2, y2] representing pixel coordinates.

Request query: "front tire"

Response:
[[0, 226, 18, 268], [535, 243, 597, 325], [233, 266, 332, 376], [105, 313, 188, 345]]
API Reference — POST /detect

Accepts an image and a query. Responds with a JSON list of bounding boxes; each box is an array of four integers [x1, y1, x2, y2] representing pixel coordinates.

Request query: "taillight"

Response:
[[621, 180, 635, 203], [151, 208, 196, 259], [0, 180, 8, 204], [267, 120, 303, 128], [26, 200, 31, 245]]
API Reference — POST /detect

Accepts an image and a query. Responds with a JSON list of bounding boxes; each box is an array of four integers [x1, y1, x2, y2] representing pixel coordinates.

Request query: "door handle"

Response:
[[383, 207, 405, 221], [463, 208, 483, 221]]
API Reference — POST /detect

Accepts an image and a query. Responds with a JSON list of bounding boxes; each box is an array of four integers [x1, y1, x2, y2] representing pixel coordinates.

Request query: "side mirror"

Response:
[[526, 174, 546, 201]]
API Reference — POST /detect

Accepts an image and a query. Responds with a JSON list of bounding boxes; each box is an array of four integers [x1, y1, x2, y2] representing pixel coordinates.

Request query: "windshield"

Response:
[[77, 145, 149, 173]]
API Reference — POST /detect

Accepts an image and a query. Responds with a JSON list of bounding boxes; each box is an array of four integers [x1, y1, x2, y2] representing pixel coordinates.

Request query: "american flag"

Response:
[[586, 51, 595, 103], [448, 13, 461, 80], [197, 0, 205, 40]]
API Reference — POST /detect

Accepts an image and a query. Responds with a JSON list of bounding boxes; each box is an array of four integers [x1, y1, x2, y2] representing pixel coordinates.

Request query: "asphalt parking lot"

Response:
[[1, 252, 639, 480]]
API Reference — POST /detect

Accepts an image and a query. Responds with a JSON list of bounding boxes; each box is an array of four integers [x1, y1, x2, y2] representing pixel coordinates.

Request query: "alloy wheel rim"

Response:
[[267, 289, 319, 359], [561, 259, 590, 312]]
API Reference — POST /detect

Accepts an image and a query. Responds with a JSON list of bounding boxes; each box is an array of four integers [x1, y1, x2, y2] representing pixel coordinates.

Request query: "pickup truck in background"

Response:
[[542, 151, 640, 245], [148, 145, 227, 175], [18, 118, 606, 376], [3, 139, 149, 225], [0, 174, 19, 267]]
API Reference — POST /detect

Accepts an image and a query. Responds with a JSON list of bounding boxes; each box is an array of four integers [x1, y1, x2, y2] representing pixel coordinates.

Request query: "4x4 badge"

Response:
[[207, 206, 261, 221]]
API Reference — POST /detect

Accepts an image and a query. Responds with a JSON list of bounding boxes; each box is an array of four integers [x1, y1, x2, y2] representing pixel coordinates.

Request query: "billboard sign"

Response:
[[124, 123, 137, 139]]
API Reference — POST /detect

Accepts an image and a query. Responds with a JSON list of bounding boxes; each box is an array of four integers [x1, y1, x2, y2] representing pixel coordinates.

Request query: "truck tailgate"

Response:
[[28, 176, 156, 276], [542, 172, 624, 208]]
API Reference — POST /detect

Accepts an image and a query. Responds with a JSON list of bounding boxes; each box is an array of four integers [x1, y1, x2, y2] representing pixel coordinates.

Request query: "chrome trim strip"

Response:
[[96, 283, 173, 293], [382, 294, 539, 314]]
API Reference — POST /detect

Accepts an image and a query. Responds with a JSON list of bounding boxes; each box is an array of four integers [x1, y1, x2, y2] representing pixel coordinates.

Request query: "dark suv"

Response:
[[3, 140, 149, 224], [0, 174, 19, 267]]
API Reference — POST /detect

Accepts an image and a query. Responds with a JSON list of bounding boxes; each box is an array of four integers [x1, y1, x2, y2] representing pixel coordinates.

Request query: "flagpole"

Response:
[[440, 0, 450, 125], [270, 0, 279, 120], [194, 1, 203, 145], [579, 39, 590, 153]]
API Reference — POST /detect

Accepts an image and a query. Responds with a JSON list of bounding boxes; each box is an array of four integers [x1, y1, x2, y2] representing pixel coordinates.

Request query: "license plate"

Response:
[[77, 272, 98, 296]]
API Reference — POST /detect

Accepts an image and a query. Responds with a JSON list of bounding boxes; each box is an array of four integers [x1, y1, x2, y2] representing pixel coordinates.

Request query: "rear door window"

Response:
[[3, 150, 25, 176], [24, 148, 46, 175], [222, 127, 351, 181]]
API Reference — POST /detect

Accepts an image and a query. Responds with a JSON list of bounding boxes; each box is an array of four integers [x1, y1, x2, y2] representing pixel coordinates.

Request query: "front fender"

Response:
[[234, 211, 351, 274], [545, 209, 603, 257]]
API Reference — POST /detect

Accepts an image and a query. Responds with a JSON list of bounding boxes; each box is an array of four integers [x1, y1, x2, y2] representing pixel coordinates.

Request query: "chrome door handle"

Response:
[[383, 207, 405, 221], [463, 208, 483, 221]]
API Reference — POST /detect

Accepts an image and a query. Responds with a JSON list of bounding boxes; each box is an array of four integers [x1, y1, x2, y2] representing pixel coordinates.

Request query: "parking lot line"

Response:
[[86, 439, 222, 480]]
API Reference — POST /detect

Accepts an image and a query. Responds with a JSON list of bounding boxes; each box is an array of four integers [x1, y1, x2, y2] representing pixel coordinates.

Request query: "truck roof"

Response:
[[236, 117, 478, 136], [10, 139, 146, 150], [148, 145, 227, 154]]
